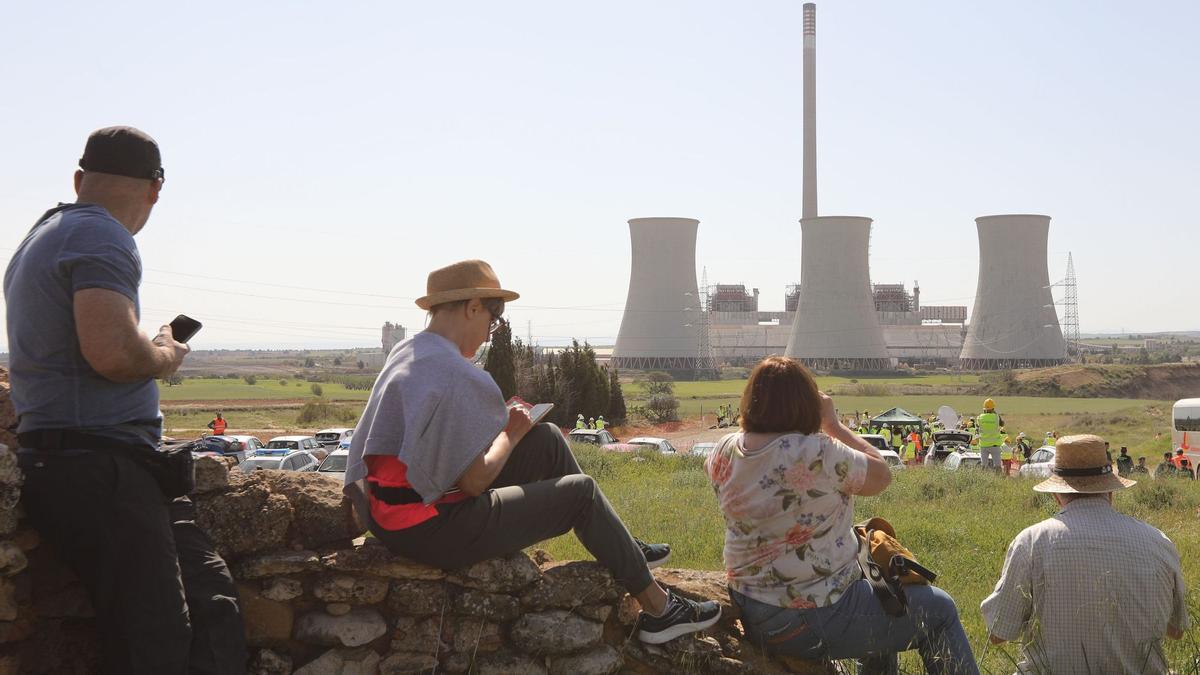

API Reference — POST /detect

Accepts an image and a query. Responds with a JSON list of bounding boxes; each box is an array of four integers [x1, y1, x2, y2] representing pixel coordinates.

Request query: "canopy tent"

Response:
[[869, 407, 925, 427]]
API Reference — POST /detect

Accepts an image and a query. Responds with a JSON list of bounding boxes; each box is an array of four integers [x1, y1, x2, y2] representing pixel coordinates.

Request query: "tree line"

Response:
[[485, 320, 627, 428]]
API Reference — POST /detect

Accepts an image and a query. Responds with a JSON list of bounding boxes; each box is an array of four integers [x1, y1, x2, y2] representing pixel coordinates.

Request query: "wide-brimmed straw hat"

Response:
[[1034, 434, 1136, 494], [415, 260, 519, 310]]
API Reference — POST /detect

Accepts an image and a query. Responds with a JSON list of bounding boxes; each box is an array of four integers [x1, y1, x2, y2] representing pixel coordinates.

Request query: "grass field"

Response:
[[536, 445, 1200, 673], [158, 377, 372, 402]]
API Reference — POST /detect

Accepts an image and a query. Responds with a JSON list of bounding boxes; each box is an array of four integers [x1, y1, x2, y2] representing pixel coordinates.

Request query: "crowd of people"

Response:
[[3, 127, 1192, 673]]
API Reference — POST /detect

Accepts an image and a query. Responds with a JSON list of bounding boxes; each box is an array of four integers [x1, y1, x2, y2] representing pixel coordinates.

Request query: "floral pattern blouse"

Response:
[[705, 431, 868, 609]]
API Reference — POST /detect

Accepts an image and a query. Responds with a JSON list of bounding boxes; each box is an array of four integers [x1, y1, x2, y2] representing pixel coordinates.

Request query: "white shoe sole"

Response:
[[637, 606, 722, 644], [646, 550, 671, 570]]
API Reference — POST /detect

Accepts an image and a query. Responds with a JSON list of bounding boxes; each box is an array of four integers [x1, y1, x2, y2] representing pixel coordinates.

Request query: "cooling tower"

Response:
[[612, 218, 703, 376], [960, 214, 1067, 369], [785, 216, 892, 370]]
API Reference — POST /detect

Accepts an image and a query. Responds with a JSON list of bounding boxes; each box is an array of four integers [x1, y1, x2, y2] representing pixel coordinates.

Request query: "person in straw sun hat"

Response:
[[981, 434, 1189, 673], [343, 259, 721, 645]]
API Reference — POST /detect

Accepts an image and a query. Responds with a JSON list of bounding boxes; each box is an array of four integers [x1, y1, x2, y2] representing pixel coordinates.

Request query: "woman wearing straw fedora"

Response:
[[982, 434, 1189, 673], [343, 259, 721, 644]]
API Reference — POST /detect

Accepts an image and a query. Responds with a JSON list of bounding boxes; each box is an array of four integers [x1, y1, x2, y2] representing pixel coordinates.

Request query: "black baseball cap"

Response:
[[78, 126, 164, 181]]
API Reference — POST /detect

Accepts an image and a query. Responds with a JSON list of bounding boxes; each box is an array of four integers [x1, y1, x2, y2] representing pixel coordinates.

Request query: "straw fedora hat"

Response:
[[1034, 434, 1136, 494], [415, 260, 519, 310]]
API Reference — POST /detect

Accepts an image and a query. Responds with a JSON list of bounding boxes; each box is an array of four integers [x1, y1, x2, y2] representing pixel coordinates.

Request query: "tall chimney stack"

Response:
[[802, 3, 817, 219]]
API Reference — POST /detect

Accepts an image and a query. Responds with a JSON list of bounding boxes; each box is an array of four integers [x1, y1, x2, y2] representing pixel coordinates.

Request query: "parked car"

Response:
[[1018, 446, 1057, 479], [691, 442, 717, 457], [859, 434, 891, 453], [942, 451, 983, 471], [317, 449, 349, 483], [191, 435, 251, 463], [924, 430, 974, 466], [267, 435, 327, 461], [225, 435, 266, 457], [611, 437, 678, 454], [315, 428, 354, 449], [568, 429, 618, 446], [241, 449, 320, 473], [878, 448, 906, 469]]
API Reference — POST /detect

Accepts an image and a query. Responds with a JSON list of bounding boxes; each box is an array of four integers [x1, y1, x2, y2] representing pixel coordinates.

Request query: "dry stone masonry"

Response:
[[0, 367, 826, 674]]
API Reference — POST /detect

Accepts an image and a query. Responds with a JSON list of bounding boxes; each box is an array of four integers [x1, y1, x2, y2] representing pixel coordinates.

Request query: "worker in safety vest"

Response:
[[576, 414, 586, 430], [596, 416, 606, 430], [905, 430, 919, 463], [976, 399, 1005, 473], [880, 426, 892, 448], [207, 412, 227, 436], [587, 417, 596, 429], [1000, 434, 1015, 475]]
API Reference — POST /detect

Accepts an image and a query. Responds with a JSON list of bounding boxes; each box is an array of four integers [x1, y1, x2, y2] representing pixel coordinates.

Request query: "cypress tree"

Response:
[[484, 319, 517, 400]]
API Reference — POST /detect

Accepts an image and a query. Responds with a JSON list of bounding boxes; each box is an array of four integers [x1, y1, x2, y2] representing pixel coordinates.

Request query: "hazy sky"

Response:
[[2, 1, 1197, 351]]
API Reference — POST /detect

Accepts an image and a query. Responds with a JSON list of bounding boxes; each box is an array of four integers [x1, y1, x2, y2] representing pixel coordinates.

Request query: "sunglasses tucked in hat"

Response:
[[1034, 434, 1136, 494], [416, 259, 519, 310], [79, 126, 163, 181]]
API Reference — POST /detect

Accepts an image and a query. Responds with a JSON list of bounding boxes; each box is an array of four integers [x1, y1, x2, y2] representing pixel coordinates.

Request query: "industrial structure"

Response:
[[785, 217, 893, 369], [708, 278, 967, 365], [606, 3, 1074, 374], [959, 215, 1067, 369], [612, 217, 711, 377]]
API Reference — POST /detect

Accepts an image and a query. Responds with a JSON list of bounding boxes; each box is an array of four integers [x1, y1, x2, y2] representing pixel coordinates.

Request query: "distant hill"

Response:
[[987, 363, 1200, 400]]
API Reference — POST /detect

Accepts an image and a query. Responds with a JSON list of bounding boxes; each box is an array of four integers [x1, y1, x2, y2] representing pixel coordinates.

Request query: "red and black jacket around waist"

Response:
[[364, 455, 469, 530]]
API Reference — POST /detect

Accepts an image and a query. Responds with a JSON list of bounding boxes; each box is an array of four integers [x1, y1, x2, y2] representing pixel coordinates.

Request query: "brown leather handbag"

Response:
[[854, 517, 937, 617]]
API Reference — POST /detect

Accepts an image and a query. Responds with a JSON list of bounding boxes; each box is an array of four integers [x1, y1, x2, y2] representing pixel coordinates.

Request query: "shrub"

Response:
[[1133, 483, 1178, 510], [850, 382, 891, 397], [310, 383, 323, 397], [296, 400, 358, 425], [279, 379, 288, 386], [243, 375, 257, 385]]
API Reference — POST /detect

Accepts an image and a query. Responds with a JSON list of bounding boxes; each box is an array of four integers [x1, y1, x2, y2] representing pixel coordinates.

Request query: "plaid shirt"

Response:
[[981, 497, 1189, 674]]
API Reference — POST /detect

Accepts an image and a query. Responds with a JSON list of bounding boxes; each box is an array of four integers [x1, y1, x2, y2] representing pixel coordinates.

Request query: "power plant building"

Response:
[[959, 214, 1067, 368], [611, 217, 709, 376]]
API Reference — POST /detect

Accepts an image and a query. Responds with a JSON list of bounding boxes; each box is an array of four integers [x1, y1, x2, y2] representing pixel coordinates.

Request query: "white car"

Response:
[[241, 449, 320, 473], [1018, 446, 1057, 479], [624, 437, 679, 454], [315, 428, 354, 449], [317, 448, 349, 483], [942, 451, 983, 471], [878, 448, 906, 469], [267, 435, 326, 460], [691, 442, 717, 457]]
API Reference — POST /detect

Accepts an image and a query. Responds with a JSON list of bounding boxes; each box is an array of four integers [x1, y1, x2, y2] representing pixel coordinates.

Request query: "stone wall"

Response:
[[0, 369, 822, 674]]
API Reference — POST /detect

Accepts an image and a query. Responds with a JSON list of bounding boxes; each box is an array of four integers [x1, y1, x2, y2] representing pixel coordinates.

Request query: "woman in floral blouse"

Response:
[[705, 357, 977, 674]]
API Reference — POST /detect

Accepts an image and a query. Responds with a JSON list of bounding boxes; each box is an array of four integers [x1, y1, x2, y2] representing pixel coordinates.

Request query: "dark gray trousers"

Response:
[[18, 450, 246, 675], [370, 423, 654, 594]]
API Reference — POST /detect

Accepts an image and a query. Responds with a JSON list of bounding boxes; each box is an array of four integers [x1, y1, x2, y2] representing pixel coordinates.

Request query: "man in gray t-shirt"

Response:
[[4, 127, 246, 674]]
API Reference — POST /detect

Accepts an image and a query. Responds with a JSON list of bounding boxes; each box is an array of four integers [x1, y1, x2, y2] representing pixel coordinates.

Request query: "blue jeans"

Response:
[[732, 580, 978, 675]]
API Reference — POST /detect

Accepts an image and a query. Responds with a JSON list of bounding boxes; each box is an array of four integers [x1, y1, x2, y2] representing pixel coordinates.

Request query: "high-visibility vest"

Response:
[[880, 428, 892, 444], [576, 420, 585, 429], [211, 418, 227, 435], [978, 412, 1003, 447], [596, 419, 606, 430]]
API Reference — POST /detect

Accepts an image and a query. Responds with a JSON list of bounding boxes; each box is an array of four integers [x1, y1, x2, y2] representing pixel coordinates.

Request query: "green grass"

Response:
[[535, 446, 1200, 672], [158, 377, 371, 401]]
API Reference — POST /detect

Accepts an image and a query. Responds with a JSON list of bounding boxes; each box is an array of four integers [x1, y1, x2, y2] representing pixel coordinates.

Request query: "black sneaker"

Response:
[[635, 538, 671, 569], [638, 590, 722, 644]]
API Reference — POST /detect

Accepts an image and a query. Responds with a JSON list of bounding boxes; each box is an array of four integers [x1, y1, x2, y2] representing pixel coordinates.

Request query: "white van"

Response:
[[315, 428, 354, 449], [1172, 399, 1200, 467]]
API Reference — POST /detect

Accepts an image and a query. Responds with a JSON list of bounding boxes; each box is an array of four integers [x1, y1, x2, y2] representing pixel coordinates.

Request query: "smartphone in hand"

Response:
[[169, 314, 203, 343]]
